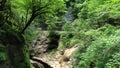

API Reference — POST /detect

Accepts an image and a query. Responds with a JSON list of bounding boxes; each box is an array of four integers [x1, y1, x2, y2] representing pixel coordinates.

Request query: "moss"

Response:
[[6, 44, 32, 68], [0, 44, 11, 68]]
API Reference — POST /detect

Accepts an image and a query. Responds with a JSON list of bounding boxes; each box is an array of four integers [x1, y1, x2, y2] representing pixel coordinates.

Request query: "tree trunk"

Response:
[[0, 31, 32, 68], [7, 44, 32, 68], [21, 14, 36, 34]]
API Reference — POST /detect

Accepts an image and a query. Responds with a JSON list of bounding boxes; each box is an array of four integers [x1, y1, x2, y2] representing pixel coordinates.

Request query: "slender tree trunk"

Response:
[[21, 14, 36, 34]]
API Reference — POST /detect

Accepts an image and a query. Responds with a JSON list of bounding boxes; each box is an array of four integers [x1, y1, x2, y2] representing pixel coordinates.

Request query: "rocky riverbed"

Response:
[[30, 31, 78, 68]]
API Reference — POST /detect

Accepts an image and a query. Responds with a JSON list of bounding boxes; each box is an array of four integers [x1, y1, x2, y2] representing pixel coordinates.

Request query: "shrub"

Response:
[[74, 24, 120, 68]]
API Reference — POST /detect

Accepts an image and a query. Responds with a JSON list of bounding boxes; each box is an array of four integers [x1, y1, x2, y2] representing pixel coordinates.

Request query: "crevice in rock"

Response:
[[30, 57, 53, 68]]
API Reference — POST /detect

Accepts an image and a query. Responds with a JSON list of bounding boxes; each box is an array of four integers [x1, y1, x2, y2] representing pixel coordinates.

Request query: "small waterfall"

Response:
[[64, 9, 74, 23]]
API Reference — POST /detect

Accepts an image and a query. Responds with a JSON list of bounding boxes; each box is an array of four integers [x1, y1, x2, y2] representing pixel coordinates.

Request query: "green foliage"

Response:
[[73, 24, 120, 68], [60, 0, 120, 68], [0, 0, 66, 44], [0, 44, 11, 68], [60, 19, 91, 49], [70, 0, 120, 27], [23, 24, 41, 46], [105, 53, 120, 68], [59, 32, 72, 49], [50, 49, 56, 56], [0, 44, 7, 61], [62, 23, 73, 31], [10, 0, 66, 33], [0, 0, 66, 68]]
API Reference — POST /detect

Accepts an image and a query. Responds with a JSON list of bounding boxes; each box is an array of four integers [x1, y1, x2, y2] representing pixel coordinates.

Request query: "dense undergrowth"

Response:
[[59, 0, 120, 68]]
